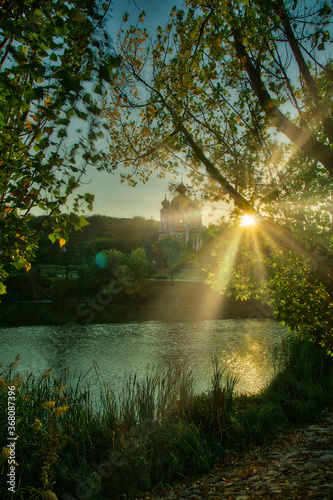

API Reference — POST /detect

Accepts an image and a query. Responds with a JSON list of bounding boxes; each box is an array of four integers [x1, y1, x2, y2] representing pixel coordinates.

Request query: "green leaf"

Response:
[[55, 23, 68, 37], [83, 93, 91, 104], [94, 84, 103, 95], [6, 95, 19, 106], [66, 109, 75, 118], [21, 101, 30, 112], [90, 154, 100, 163], [75, 110, 88, 120], [57, 128, 67, 138], [79, 215, 90, 228], [48, 233, 57, 244]]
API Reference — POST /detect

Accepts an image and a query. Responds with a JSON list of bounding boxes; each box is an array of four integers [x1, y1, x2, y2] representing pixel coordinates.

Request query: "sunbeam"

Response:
[[214, 230, 243, 292]]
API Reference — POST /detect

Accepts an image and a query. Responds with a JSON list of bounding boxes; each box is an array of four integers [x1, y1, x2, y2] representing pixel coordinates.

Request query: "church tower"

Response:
[[158, 183, 203, 252]]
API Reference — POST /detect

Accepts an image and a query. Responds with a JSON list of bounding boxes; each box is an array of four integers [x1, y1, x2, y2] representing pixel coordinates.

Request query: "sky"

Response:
[[72, 0, 230, 225]]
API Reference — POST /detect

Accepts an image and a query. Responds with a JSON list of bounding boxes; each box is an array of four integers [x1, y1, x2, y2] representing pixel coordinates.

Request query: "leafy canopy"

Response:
[[0, 0, 118, 293], [104, 0, 333, 348]]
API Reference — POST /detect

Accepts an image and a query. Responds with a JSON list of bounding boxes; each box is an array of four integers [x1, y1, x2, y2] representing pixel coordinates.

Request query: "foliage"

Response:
[[1, 214, 159, 302], [204, 222, 333, 349], [2, 265, 54, 302], [153, 235, 182, 277], [92, 247, 153, 298], [103, 0, 333, 347], [34, 214, 159, 265], [1, 336, 333, 498], [269, 252, 333, 351], [0, 0, 118, 292]]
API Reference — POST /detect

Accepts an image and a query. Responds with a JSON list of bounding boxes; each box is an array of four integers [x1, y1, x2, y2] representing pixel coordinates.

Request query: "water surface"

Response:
[[0, 319, 288, 396]]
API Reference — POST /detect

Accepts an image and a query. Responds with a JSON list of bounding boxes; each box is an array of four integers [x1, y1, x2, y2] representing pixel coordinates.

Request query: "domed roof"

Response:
[[170, 182, 190, 209], [170, 193, 190, 209], [164, 182, 202, 211], [161, 195, 170, 209]]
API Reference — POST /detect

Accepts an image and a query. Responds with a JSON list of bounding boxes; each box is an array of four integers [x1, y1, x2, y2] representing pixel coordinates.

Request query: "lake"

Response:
[[0, 319, 289, 397]]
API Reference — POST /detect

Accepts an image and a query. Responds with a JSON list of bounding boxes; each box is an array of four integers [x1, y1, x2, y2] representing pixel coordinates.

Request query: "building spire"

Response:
[[161, 193, 170, 208]]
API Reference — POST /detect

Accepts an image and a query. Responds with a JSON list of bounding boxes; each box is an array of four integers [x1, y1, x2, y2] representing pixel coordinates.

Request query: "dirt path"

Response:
[[137, 410, 333, 499]]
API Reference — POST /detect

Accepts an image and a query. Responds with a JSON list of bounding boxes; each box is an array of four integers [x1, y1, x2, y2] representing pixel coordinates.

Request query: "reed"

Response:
[[0, 334, 332, 499]]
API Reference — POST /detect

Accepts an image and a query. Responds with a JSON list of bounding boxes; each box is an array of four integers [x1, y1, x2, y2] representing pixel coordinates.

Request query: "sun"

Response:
[[240, 214, 256, 227]]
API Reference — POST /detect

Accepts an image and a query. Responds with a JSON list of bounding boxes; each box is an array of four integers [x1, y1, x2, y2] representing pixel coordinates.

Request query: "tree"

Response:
[[127, 247, 151, 282], [104, 1, 333, 347], [153, 235, 183, 283], [100, 247, 151, 298], [0, 0, 118, 293]]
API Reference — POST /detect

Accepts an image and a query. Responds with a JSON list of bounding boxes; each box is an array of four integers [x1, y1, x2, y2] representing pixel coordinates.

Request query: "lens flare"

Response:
[[95, 252, 108, 268]]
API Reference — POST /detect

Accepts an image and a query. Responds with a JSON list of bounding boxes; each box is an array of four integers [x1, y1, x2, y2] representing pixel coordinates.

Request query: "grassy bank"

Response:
[[1, 335, 333, 499]]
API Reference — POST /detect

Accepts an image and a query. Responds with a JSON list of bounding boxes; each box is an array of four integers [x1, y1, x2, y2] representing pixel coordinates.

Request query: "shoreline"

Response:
[[0, 300, 274, 328]]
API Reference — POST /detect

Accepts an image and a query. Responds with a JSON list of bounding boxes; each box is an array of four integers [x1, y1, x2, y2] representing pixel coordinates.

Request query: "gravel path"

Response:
[[137, 410, 333, 499]]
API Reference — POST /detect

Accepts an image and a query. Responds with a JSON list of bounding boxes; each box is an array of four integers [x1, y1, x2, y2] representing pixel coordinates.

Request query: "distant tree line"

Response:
[[2, 215, 160, 303], [33, 214, 160, 267]]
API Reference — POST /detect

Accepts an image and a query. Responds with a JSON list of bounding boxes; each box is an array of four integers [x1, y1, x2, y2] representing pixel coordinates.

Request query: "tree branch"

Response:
[[227, 3, 333, 176], [161, 96, 333, 293]]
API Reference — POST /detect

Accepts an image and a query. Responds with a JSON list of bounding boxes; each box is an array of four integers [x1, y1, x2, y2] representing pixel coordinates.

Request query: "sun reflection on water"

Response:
[[0, 319, 289, 399]]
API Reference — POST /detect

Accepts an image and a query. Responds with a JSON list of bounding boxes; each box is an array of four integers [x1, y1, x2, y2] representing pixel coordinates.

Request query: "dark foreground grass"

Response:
[[1, 335, 333, 500]]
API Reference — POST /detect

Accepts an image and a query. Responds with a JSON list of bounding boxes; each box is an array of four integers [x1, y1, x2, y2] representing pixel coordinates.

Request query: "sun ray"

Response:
[[214, 230, 243, 292], [251, 229, 270, 292]]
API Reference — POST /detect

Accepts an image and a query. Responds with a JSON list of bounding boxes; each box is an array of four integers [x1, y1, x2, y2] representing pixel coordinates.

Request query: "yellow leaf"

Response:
[[44, 401, 56, 410], [59, 237, 66, 248], [1, 447, 11, 459], [53, 405, 70, 417], [33, 418, 43, 431]]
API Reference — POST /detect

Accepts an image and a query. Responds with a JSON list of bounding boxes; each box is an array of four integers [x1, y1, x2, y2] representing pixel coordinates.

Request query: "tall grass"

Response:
[[0, 334, 333, 499]]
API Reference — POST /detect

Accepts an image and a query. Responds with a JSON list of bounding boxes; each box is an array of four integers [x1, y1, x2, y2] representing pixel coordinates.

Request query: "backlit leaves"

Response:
[[0, 0, 118, 292], [103, 0, 333, 347]]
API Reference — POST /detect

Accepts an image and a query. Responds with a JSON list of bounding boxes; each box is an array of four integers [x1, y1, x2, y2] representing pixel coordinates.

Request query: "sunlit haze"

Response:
[[240, 214, 256, 227]]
